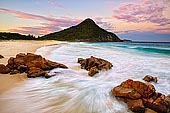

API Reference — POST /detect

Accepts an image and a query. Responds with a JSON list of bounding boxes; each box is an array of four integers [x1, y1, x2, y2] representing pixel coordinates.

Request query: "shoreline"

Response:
[[0, 40, 66, 94]]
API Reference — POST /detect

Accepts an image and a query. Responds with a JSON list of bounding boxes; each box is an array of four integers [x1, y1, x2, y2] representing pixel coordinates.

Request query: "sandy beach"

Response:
[[0, 40, 65, 94]]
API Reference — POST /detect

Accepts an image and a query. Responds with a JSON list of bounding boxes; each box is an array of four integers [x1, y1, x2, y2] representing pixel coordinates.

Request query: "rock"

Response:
[[143, 75, 157, 83], [17, 65, 28, 73], [132, 81, 155, 98], [7, 57, 15, 69], [120, 79, 155, 98], [44, 60, 68, 70], [88, 66, 99, 77], [112, 79, 170, 113], [112, 86, 141, 99], [3, 53, 68, 78], [10, 70, 20, 74], [0, 55, 4, 59], [78, 56, 112, 76], [143, 93, 170, 113], [27, 67, 48, 78], [126, 99, 145, 113], [16, 53, 26, 58], [0, 64, 11, 74], [145, 108, 157, 113]]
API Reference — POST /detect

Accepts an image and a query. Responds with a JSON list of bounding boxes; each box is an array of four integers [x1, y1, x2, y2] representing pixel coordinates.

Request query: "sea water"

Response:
[[0, 42, 170, 113]]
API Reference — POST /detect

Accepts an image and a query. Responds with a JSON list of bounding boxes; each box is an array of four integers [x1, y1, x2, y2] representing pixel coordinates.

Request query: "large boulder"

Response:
[[112, 79, 170, 113], [0, 64, 11, 74], [112, 86, 141, 99], [78, 56, 112, 76]]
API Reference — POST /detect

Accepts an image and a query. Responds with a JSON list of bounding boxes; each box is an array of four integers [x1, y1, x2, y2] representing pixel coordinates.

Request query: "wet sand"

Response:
[[0, 40, 65, 94]]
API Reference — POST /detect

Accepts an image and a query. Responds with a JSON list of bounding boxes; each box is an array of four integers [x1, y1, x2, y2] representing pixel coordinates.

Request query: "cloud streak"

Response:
[[113, 0, 170, 26], [0, 8, 81, 35]]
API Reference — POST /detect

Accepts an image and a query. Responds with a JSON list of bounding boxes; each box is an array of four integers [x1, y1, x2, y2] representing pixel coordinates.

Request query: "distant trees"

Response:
[[0, 32, 37, 40]]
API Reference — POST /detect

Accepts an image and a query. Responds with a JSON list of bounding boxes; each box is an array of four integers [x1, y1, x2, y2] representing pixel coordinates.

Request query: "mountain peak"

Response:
[[78, 18, 96, 26], [40, 18, 122, 42]]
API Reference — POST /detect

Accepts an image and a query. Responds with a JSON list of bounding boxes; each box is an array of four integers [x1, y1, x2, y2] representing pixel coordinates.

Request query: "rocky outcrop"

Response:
[[112, 79, 170, 113], [78, 56, 113, 76], [0, 53, 68, 78], [143, 75, 157, 83], [0, 54, 4, 59]]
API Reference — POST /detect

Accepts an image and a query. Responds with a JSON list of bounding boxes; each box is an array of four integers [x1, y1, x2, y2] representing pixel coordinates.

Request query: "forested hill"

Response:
[[39, 18, 122, 42], [0, 32, 36, 40]]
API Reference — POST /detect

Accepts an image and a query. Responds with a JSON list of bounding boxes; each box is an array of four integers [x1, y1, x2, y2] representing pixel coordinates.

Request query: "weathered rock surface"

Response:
[[0, 53, 68, 78], [143, 75, 157, 83], [0, 54, 4, 59], [0, 64, 10, 74], [78, 56, 113, 76], [112, 79, 170, 113]]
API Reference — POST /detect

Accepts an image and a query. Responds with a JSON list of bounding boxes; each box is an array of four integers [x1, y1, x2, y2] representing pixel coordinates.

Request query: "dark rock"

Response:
[[7, 57, 15, 69], [126, 99, 145, 113], [0, 55, 4, 59], [27, 67, 48, 78], [0, 64, 11, 74], [143, 93, 170, 113], [10, 70, 20, 74], [88, 66, 99, 77], [78, 56, 112, 76], [17, 65, 28, 73], [143, 75, 157, 83]]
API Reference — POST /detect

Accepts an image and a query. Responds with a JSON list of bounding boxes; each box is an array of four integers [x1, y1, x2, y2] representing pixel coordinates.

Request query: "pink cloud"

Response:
[[113, 0, 170, 26], [95, 17, 114, 30], [0, 8, 82, 35], [154, 28, 170, 34]]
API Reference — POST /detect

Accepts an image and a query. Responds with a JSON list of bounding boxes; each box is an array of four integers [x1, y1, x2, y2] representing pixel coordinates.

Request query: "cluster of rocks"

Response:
[[112, 78, 170, 113], [0, 53, 68, 78], [78, 56, 113, 76]]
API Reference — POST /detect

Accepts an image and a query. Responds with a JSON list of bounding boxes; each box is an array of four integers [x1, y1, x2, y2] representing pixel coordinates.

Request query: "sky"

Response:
[[0, 0, 170, 42]]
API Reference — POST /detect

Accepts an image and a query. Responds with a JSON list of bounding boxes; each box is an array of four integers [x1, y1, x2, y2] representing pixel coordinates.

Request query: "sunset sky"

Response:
[[0, 0, 170, 42]]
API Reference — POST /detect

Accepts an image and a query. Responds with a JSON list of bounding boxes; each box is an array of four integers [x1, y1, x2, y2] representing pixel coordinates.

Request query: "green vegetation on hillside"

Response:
[[0, 32, 36, 40]]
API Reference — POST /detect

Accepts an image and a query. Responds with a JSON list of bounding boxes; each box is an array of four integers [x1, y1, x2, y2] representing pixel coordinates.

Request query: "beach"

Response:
[[0, 41, 169, 113], [0, 40, 65, 94]]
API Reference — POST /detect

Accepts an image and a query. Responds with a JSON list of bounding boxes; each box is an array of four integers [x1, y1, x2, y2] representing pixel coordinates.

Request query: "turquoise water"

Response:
[[89, 42, 170, 56], [0, 42, 170, 113]]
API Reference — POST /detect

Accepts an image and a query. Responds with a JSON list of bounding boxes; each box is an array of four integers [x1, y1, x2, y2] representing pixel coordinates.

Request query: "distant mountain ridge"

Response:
[[39, 18, 122, 42]]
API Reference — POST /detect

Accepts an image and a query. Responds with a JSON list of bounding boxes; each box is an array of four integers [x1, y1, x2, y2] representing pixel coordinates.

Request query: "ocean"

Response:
[[0, 42, 170, 113]]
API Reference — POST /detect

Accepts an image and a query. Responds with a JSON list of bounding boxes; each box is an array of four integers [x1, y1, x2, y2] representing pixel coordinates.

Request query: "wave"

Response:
[[0, 42, 170, 113]]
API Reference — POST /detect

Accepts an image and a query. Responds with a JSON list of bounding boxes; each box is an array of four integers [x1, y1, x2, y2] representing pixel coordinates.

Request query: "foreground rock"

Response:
[[143, 75, 157, 83], [0, 53, 68, 78], [0, 54, 4, 59], [78, 56, 113, 76], [112, 79, 170, 113]]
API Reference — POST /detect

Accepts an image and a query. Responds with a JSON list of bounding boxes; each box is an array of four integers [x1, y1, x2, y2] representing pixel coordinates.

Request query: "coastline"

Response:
[[0, 40, 66, 94]]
